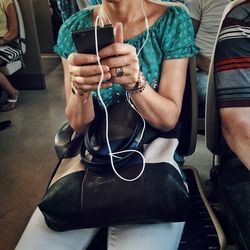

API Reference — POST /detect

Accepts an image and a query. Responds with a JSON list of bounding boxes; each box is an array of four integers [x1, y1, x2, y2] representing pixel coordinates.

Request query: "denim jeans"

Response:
[[15, 208, 185, 250], [196, 70, 208, 106]]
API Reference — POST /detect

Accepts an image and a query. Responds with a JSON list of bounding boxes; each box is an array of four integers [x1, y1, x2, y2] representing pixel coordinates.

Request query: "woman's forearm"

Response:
[[65, 93, 95, 134], [130, 84, 180, 131]]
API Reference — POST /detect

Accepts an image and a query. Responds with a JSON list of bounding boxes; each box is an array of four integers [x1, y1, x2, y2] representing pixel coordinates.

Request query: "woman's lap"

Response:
[[108, 222, 184, 250], [15, 208, 184, 250], [15, 208, 99, 250]]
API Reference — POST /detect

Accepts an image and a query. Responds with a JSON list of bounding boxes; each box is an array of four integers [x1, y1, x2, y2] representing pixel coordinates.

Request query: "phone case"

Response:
[[72, 24, 114, 54]]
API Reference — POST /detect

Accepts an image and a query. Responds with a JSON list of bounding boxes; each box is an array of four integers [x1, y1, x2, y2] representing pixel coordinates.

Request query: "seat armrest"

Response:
[[55, 122, 74, 159]]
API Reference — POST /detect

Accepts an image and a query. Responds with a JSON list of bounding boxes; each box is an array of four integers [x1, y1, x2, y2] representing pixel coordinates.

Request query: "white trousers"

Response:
[[15, 208, 184, 250]]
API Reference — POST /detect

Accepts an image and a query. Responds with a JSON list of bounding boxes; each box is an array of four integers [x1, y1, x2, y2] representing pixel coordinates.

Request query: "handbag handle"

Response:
[[84, 114, 143, 159], [81, 111, 145, 172]]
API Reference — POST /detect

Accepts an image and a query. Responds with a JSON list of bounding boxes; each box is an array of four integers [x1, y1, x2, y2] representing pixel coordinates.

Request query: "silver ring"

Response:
[[115, 67, 124, 77]]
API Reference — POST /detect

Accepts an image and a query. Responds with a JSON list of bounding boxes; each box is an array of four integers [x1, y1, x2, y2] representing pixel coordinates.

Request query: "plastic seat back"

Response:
[[14, 0, 26, 54], [177, 57, 198, 156]]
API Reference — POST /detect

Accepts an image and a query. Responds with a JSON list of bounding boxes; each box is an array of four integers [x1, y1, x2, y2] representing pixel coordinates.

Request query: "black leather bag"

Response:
[[38, 103, 190, 231]]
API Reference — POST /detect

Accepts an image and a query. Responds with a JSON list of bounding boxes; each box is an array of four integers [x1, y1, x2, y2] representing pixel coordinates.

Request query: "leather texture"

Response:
[[39, 102, 190, 231], [39, 159, 190, 231], [81, 162, 190, 228]]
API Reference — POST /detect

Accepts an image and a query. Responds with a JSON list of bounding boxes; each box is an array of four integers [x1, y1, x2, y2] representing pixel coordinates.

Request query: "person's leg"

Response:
[[0, 72, 19, 111], [107, 222, 185, 250], [0, 72, 17, 98], [196, 70, 208, 118], [196, 70, 208, 105], [15, 208, 99, 250]]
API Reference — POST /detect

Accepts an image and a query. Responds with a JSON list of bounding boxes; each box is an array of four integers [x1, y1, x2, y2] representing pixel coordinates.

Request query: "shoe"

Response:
[[0, 120, 11, 131], [0, 90, 19, 112]]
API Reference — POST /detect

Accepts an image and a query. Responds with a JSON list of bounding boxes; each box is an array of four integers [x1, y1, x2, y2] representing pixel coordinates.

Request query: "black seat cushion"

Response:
[[179, 168, 220, 250]]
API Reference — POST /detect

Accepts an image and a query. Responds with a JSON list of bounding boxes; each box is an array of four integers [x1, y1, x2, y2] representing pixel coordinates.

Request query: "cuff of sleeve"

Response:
[[164, 45, 199, 60]]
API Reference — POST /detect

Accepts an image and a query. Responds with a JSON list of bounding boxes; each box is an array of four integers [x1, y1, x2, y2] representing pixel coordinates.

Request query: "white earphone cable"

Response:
[[93, 0, 149, 182]]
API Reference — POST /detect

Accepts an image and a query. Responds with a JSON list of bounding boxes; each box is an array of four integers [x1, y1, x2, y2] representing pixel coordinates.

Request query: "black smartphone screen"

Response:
[[72, 24, 114, 54]]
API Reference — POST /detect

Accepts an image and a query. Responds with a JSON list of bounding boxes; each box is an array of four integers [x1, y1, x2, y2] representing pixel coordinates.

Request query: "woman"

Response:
[[16, 0, 197, 249], [0, 0, 19, 111]]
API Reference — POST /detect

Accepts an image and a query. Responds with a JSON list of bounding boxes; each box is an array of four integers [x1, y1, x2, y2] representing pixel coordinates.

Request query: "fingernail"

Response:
[[103, 65, 109, 71]]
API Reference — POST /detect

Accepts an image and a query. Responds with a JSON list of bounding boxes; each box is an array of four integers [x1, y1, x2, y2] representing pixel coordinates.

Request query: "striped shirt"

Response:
[[215, 0, 250, 108]]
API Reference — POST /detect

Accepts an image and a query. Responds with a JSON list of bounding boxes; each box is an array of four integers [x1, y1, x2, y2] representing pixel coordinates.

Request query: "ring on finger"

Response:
[[115, 67, 124, 77]]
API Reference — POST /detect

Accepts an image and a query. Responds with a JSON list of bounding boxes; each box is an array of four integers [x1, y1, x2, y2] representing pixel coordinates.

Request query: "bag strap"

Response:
[[84, 114, 143, 159], [81, 110, 145, 172]]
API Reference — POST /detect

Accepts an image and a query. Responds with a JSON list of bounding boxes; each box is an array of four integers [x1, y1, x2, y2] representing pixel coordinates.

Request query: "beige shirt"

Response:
[[185, 0, 230, 59], [0, 0, 13, 37]]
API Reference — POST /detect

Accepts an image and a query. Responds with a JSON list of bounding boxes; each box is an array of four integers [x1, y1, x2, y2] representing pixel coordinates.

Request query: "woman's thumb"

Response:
[[114, 22, 124, 43]]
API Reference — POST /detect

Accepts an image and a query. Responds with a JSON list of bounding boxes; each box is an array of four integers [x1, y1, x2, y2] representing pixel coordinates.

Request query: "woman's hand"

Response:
[[99, 23, 140, 90], [67, 53, 112, 94]]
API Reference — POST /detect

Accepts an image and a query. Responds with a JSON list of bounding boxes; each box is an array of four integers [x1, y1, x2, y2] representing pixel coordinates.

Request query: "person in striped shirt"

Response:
[[214, 1, 250, 248], [215, 0, 250, 171]]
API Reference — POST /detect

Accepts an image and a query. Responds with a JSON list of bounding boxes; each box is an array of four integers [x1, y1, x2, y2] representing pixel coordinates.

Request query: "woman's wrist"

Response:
[[71, 78, 91, 104], [125, 71, 147, 94]]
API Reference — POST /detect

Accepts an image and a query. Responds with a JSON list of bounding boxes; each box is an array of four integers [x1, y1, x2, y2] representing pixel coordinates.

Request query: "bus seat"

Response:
[[206, 63, 221, 156], [179, 57, 226, 250], [0, 0, 26, 76]]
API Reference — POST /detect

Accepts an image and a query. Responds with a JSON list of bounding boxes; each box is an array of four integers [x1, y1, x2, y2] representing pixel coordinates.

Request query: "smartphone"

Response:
[[72, 24, 114, 54]]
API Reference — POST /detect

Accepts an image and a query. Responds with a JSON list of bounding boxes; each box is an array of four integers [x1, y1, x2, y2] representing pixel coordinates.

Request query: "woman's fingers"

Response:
[[102, 55, 139, 69], [109, 66, 138, 78], [110, 75, 139, 85], [98, 43, 136, 59], [114, 22, 124, 44], [67, 52, 114, 92], [68, 53, 98, 66], [74, 82, 113, 91], [72, 72, 111, 85], [70, 64, 109, 77]]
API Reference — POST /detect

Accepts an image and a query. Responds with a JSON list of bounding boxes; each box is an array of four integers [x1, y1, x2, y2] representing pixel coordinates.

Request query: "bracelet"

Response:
[[71, 79, 90, 104], [126, 71, 147, 94]]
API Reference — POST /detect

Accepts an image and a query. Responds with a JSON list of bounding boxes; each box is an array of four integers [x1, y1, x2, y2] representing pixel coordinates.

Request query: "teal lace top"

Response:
[[55, 6, 197, 106], [54, 6, 198, 166]]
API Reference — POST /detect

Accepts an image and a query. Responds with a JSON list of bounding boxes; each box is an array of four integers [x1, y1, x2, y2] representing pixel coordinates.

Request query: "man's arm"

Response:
[[220, 108, 250, 170], [191, 18, 199, 34], [191, 18, 210, 72], [186, 0, 210, 71], [214, 2, 250, 171]]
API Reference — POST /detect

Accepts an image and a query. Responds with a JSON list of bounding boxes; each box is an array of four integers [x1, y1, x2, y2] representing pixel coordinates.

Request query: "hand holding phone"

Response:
[[72, 24, 115, 54], [68, 25, 114, 95]]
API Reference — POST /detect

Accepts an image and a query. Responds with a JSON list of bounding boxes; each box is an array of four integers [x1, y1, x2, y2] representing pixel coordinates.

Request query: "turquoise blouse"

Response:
[[54, 6, 198, 166], [55, 6, 197, 107]]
